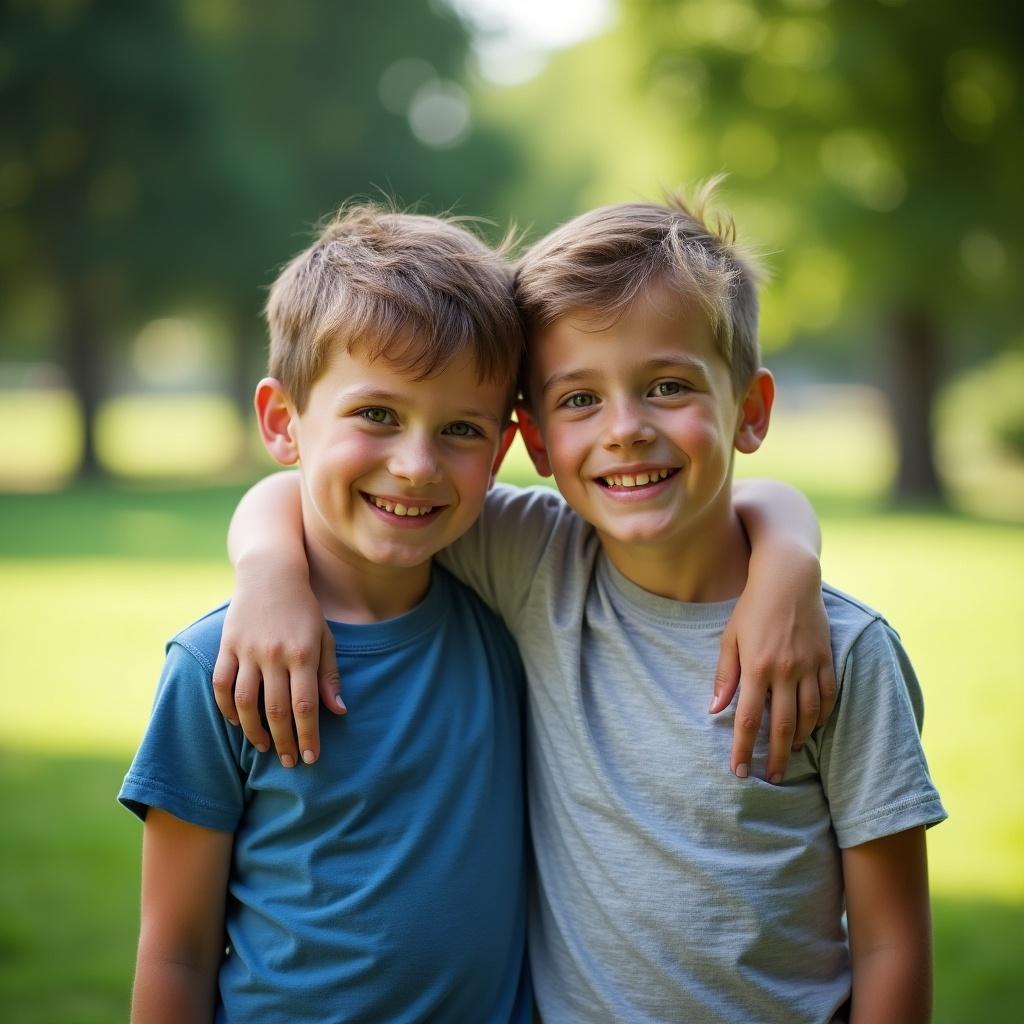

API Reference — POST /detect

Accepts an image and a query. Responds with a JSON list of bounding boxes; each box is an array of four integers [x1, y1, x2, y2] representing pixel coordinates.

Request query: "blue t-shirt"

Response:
[[120, 567, 530, 1024]]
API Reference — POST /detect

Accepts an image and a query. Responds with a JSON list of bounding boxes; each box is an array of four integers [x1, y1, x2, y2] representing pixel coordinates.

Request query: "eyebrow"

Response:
[[542, 355, 712, 394], [340, 386, 502, 426]]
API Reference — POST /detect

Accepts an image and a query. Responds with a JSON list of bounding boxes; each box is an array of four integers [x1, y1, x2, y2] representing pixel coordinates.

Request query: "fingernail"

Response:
[[735, 763, 749, 779], [336, 695, 347, 712], [256, 742, 269, 754], [302, 749, 315, 765], [228, 718, 239, 727], [708, 692, 719, 712], [793, 743, 803, 752], [281, 754, 295, 768], [770, 773, 783, 785]]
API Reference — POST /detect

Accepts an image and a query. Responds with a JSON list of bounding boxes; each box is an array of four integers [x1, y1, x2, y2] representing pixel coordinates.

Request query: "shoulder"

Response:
[[483, 482, 598, 558], [166, 601, 231, 676], [821, 583, 924, 725], [434, 569, 524, 663], [821, 583, 901, 673], [482, 482, 572, 527], [433, 567, 518, 653]]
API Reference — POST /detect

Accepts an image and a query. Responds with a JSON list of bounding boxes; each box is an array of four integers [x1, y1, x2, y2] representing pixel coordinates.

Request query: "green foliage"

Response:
[[623, 0, 1022, 342], [0, 0, 528, 388]]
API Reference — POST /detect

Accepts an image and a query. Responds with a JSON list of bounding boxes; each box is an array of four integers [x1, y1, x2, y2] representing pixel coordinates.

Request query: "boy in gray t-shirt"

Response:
[[216, 186, 944, 1023]]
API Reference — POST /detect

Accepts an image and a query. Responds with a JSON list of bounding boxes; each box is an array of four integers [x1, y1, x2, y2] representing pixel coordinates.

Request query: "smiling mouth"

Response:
[[597, 468, 678, 489], [362, 493, 445, 519]]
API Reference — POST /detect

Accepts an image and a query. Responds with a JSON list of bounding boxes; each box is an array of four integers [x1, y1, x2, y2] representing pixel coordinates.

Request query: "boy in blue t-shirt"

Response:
[[119, 207, 532, 1022]]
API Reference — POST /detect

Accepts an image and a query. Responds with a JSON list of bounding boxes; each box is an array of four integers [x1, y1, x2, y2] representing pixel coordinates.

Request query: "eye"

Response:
[[443, 421, 483, 438], [561, 392, 597, 409], [650, 380, 687, 398], [358, 407, 396, 425]]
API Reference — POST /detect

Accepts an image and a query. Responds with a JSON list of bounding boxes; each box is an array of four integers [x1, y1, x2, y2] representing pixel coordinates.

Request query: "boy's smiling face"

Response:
[[259, 339, 513, 576], [521, 282, 772, 565]]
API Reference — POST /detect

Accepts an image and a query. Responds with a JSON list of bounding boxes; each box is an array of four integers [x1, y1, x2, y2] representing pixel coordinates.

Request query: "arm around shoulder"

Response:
[[132, 808, 233, 1024], [721, 479, 835, 782], [214, 470, 344, 767], [843, 826, 933, 1024]]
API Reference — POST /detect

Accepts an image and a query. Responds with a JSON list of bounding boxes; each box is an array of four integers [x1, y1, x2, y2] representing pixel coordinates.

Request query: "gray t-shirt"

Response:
[[440, 484, 946, 1024]]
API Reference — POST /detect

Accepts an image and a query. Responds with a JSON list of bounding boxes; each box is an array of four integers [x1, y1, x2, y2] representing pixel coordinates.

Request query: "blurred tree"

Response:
[[0, 0, 523, 479], [0, 0, 234, 476], [626, 0, 1023, 502]]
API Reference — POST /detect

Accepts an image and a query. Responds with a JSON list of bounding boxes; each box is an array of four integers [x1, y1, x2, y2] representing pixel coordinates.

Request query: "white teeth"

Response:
[[372, 498, 434, 516], [601, 469, 672, 488]]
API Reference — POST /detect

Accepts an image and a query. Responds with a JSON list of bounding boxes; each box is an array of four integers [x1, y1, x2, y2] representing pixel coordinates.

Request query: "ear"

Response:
[[514, 403, 553, 477], [255, 377, 301, 466], [489, 420, 520, 482], [734, 369, 774, 455]]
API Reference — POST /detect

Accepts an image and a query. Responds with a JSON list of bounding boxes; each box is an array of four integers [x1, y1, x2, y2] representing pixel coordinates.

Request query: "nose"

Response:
[[603, 398, 655, 450], [388, 432, 442, 486]]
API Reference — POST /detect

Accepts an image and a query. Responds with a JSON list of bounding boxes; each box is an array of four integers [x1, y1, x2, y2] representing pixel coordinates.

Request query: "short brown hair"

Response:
[[514, 180, 764, 394], [266, 204, 523, 411]]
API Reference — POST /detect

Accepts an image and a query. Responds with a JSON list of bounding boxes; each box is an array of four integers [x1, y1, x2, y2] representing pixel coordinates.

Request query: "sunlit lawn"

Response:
[[1, 393, 1022, 1022]]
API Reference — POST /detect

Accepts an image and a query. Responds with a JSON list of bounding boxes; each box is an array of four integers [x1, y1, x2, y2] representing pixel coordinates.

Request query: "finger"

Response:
[[816, 658, 838, 727], [234, 661, 271, 753], [709, 633, 740, 714], [764, 682, 798, 784], [263, 665, 300, 769], [730, 674, 768, 779], [290, 657, 322, 766], [792, 675, 822, 750], [211, 648, 240, 726], [319, 623, 346, 715]]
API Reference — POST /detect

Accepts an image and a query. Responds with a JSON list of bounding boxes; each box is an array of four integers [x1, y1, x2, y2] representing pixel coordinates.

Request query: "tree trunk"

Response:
[[62, 278, 105, 479], [885, 306, 946, 504]]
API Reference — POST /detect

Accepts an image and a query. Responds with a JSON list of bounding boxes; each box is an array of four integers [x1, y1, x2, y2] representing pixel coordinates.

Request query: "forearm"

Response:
[[228, 470, 306, 569], [850, 941, 932, 1024], [734, 478, 821, 559], [135, 810, 232, 1024], [132, 950, 218, 1024], [845, 828, 933, 1024]]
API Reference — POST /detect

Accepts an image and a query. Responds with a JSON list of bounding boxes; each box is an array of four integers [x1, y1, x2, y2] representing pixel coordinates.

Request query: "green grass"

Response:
[[1, 406, 1023, 1020]]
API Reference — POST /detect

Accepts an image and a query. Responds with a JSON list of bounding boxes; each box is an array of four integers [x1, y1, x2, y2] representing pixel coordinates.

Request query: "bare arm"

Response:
[[843, 826, 933, 1024], [718, 479, 836, 781], [132, 809, 234, 1024], [212, 471, 340, 767]]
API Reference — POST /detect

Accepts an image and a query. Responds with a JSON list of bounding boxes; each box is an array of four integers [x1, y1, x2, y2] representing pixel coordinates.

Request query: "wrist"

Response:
[[748, 536, 821, 574], [234, 545, 310, 583]]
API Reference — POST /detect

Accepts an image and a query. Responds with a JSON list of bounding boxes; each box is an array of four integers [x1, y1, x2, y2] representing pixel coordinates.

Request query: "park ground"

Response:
[[1, 390, 1022, 1022]]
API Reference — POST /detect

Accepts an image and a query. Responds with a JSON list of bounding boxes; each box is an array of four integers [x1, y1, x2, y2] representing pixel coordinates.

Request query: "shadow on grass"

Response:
[[0, 748, 138, 1024], [1, 747, 1020, 1023], [0, 482, 253, 560]]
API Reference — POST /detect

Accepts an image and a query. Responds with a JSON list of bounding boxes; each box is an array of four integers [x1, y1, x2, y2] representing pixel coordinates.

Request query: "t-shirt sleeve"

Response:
[[118, 639, 246, 833], [437, 482, 571, 626], [818, 619, 947, 849]]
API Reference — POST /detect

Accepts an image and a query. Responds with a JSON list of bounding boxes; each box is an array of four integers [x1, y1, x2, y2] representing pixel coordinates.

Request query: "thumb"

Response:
[[318, 621, 346, 713]]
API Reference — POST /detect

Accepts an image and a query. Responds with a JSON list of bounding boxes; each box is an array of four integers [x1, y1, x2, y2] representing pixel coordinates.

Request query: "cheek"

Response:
[[447, 447, 498, 501], [675, 408, 727, 456], [305, 433, 379, 493], [545, 421, 589, 477]]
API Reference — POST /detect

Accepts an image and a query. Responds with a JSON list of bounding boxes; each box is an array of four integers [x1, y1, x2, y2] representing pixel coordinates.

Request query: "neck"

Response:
[[600, 505, 750, 603], [303, 528, 432, 625]]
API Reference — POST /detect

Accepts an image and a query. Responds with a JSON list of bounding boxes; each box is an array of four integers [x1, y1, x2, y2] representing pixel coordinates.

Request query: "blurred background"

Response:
[[0, 0, 1021, 1020]]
